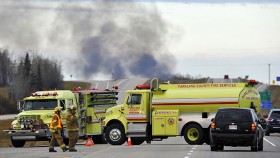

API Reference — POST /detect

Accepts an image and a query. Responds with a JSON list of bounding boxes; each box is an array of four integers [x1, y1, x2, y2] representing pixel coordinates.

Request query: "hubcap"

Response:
[[187, 128, 199, 141], [109, 128, 121, 142]]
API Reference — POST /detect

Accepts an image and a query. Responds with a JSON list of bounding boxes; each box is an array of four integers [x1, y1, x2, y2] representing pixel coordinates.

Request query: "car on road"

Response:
[[265, 109, 280, 136], [209, 108, 264, 151]]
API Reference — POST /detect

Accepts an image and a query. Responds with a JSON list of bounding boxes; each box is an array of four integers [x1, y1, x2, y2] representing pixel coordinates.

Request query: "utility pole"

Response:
[[268, 64, 271, 85]]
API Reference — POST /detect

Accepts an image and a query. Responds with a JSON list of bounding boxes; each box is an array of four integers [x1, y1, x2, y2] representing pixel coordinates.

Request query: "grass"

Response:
[[0, 119, 14, 147], [0, 87, 9, 99], [63, 81, 91, 90]]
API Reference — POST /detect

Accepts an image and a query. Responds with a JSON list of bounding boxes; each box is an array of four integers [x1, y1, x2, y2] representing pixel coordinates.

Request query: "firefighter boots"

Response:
[[49, 148, 57, 152], [69, 148, 77, 152]]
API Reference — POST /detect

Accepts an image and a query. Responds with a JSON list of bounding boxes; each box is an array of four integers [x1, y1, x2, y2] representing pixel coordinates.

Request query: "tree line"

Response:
[[0, 49, 63, 114]]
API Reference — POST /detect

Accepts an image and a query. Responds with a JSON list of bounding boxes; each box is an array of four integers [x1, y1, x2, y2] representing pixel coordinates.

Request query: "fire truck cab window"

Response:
[[23, 100, 57, 111], [60, 100, 66, 110], [127, 94, 142, 105]]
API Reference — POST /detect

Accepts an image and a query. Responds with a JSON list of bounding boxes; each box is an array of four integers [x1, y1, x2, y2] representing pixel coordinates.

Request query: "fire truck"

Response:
[[3, 87, 118, 147], [103, 78, 261, 145]]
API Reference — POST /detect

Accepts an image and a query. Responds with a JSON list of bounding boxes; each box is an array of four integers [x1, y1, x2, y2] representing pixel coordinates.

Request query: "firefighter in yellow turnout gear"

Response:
[[66, 105, 79, 152], [49, 107, 68, 152]]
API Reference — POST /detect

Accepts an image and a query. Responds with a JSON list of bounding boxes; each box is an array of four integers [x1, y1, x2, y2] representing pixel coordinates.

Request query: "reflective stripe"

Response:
[[94, 110, 106, 114], [125, 114, 147, 121], [49, 114, 62, 130], [152, 98, 238, 105]]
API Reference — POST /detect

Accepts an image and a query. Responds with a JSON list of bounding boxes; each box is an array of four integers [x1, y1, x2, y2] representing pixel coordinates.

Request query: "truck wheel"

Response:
[[105, 124, 126, 145], [92, 134, 107, 144], [11, 138, 25, 148], [265, 129, 270, 136], [251, 136, 258, 152], [131, 137, 145, 145], [258, 137, 263, 151], [63, 138, 69, 146], [183, 124, 204, 145]]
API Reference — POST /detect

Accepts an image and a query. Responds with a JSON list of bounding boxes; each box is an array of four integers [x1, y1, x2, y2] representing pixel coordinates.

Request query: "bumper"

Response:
[[3, 129, 51, 140], [267, 125, 280, 133], [210, 132, 256, 146]]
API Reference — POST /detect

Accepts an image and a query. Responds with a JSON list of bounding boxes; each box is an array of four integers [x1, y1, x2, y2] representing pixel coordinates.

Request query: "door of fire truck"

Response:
[[125, 93, 147, 122], [125, 92, 148, 145]]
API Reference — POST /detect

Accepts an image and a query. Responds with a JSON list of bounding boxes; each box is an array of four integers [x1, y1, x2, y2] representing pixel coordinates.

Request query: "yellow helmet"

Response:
[[70, 105, 76, 110], [54, 107, 61, 112]]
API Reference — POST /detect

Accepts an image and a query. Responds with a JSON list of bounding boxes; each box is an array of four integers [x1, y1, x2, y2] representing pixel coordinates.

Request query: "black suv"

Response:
[[210, 108, 264, 151], [265, 109, 280, 136]]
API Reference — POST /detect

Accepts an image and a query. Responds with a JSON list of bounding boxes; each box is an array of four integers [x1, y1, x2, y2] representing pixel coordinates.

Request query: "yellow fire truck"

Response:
[[3, 87, 118, 147], [103, 78, 261, 145]]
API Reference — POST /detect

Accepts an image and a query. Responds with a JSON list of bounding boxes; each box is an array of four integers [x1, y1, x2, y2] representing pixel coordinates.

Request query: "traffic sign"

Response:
[[261, 101, 272, 109], [277, 77, 280, 81], [260, 90, 271, 101]]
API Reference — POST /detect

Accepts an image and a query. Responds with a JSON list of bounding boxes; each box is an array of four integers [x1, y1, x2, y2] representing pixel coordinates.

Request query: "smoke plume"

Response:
[[0, 0, 176, 79]]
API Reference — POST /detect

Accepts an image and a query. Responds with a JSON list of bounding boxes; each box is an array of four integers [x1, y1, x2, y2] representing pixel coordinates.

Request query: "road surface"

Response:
[[0, 134, 279, 158]]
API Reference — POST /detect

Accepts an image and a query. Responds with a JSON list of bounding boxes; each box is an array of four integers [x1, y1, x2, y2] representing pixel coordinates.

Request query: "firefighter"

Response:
[[49, 107, 68, 152], [66, 105, 79, 152]]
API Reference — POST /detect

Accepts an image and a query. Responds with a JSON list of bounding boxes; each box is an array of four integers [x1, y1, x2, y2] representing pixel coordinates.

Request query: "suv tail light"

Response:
[[251, 123, 256, 131], [211, 122, 215, 129], [267, 117, 273, 122]]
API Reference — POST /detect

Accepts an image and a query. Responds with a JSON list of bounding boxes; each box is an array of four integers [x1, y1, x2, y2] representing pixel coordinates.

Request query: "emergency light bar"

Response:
[[31, 92, 58, 97], [135, 85, 151, 90], [113, 86, 118, 90]]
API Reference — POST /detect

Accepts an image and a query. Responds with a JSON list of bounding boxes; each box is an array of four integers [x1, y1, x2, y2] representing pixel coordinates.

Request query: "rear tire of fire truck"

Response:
[[130, 137, 145, 145], [105, 124, 126, 145], [183, 124, 204, 145], [11, 138, 25, 148]]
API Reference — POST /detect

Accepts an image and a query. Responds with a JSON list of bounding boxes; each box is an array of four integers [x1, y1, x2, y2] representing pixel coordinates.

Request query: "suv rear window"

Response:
[[216, 109, 252, 122], [270, 111, 280, 118]]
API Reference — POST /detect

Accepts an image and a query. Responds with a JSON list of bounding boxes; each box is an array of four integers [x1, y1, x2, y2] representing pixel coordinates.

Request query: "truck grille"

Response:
[[19, 115, 41, 121]]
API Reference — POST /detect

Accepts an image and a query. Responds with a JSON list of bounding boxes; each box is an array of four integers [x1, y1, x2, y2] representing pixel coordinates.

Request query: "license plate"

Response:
[[229, 125, 237, 130]]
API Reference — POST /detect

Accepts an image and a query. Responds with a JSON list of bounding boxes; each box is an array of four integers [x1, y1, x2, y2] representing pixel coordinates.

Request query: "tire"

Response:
[[92, 134, 107, 144], [11, 138, 25, 148], [251, 137, 258, 152], [258, 137, 263, 151], [217, 145, 224, 151], [63, 138, 69, 146], [203, 129, 210, 145], [210, 145, 218, 151], [131, 137, 145, 145], [105, 124, 126, 145], [265, 130, 270, 136], [183, 124, 204, 145]]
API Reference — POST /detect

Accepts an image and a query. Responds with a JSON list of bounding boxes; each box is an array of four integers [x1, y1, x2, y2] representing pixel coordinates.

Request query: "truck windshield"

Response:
[[24, 99, 57, 110]]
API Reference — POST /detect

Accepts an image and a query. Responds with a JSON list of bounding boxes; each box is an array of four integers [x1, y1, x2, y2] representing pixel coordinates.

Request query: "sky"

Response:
[[0, 0, 279, 84]]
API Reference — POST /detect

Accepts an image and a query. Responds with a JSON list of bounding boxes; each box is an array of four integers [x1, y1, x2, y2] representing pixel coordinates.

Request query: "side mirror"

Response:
[[259, 118, 266, 123], [211, 118, 215, 122], [17, 100, 24, 111]]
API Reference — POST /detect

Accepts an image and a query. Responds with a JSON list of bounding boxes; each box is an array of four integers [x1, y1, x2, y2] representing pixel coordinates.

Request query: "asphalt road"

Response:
[[0, 134, 279, 158]]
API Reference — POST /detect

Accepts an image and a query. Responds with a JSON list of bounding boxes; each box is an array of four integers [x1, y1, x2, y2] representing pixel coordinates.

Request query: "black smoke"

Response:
[[0, 0, 176, 79]]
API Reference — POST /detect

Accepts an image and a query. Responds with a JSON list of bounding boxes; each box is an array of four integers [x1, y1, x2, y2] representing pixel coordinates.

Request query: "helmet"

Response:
[[54, 107, 61, 112], [70, 105, 76, 110]]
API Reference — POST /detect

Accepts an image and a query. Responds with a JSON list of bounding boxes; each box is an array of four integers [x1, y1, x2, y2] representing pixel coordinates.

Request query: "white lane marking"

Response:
[[185, 146, 196, 158], [264, 138, 276, 147]]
